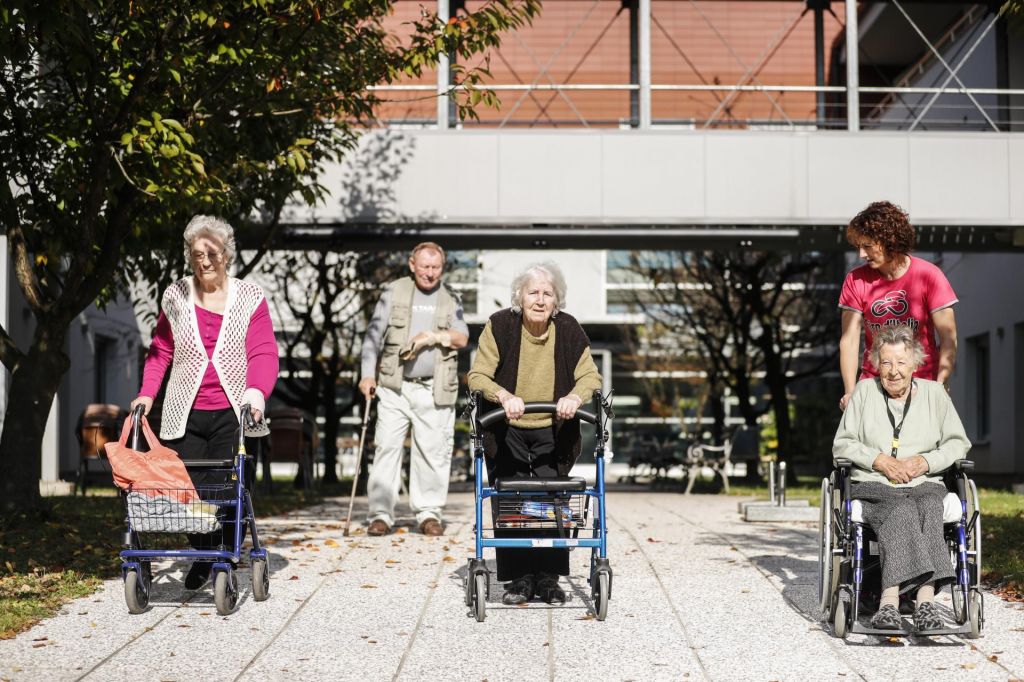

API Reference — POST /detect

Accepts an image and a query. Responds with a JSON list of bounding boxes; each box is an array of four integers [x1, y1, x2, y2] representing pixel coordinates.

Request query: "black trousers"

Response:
[[487, 425, 572, 582], [164, 408, 256, 551]]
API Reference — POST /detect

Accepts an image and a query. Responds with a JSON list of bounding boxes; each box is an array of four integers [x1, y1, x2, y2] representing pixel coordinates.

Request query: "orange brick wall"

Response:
[[375, 0, 846, 127]]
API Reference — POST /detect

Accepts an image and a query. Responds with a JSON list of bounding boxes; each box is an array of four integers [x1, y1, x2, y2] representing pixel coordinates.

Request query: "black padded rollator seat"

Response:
[[495, 476, 588, 493]]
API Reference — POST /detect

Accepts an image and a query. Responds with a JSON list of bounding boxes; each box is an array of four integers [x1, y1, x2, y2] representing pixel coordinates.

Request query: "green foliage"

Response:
[[0, 0, 539, 334], [0, 0, 538, 509]]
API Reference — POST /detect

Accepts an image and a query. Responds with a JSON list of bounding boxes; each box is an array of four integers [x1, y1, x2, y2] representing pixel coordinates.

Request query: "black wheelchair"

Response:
[[817, 458, 983, 639]]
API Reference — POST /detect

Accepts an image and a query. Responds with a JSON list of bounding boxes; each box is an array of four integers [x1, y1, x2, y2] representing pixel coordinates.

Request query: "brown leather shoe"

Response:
[[419, 518, 444, 536], [367, 519, 391, 536]]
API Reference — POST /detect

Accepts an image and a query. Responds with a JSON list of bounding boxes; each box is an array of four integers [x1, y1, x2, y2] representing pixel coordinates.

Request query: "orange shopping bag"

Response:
[[105, 415, 198, 503]]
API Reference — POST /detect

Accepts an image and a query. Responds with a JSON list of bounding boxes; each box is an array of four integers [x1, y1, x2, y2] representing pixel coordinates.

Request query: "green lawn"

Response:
[[0, 480, 334, 639]]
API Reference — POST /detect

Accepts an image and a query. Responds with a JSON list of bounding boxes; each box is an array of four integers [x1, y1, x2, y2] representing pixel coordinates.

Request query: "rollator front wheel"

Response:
[[473, 573, 487, 622], [124, 569, 149, 614], [214, 569, 239, 616], [252, 557, 270, 602], [595, 572, 609, 621]]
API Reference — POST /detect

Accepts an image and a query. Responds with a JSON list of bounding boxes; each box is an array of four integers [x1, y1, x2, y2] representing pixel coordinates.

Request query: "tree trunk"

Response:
[[0, 324, 71, 512]]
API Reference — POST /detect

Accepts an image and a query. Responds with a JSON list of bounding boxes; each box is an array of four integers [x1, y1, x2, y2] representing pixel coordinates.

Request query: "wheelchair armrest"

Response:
[[833, 458, 852, 471], [953, 459, 975, 474]]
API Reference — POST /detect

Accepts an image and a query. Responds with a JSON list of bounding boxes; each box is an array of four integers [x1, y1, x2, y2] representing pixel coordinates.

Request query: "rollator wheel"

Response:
[[252, 557, 270, 602], [594, 572, 610, 622], [473, 573, 487, 622], [124, 569, 149, 614], [832, 599, 848, 639], [967, 592, 982, 639], [952, 583, 969, 624], [214, 569, 239, 616]]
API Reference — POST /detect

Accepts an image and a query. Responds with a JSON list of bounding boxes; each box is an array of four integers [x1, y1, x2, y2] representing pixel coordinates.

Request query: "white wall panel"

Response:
[[808, 135, 911, 220], [308, 130, 1024, 227], [909, 136, 1010, 221], [704, 134, 807, 220], [600, 134, 705, 219], [497, 134, 602, 220]]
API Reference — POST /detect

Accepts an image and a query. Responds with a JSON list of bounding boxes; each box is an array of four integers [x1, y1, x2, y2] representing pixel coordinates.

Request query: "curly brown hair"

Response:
[[846, 201, 916, 258]]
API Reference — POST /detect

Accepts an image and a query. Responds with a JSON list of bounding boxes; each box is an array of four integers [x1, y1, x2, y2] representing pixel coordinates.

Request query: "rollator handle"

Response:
[[129, 403, 145, 451], [478, 402, 598, 429]]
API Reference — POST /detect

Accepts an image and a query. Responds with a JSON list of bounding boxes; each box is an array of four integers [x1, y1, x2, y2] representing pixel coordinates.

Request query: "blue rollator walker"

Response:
[[119, 403, 270, 616], [464, 390, 614, 622]]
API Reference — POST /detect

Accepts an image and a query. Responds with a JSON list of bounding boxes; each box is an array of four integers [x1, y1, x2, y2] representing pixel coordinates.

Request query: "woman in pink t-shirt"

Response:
[[838, 201, 958, 411]]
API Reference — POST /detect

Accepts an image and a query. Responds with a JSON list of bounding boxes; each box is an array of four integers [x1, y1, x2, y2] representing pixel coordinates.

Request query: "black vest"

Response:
[[481, 308, 591, 475]]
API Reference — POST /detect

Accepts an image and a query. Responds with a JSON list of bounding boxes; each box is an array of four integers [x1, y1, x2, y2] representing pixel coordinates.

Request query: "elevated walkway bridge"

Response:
[[277, 0, 1024, 253]]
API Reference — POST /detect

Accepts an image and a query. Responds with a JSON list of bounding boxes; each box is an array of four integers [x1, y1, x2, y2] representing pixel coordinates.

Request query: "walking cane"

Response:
[[343, 388, 375, 537]]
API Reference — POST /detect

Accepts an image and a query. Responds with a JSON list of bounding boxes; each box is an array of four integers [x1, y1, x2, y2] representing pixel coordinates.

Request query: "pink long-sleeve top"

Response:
[[140, 299, 279, 410]]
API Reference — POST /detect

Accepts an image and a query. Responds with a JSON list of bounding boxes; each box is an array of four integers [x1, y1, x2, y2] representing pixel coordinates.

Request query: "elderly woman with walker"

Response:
[[468, 262, 603, 607], [131, 215, 278, 591]]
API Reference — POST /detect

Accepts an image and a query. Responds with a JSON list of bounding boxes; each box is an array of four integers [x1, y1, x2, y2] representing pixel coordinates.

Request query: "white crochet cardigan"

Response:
[[160, 277, 270, 440]]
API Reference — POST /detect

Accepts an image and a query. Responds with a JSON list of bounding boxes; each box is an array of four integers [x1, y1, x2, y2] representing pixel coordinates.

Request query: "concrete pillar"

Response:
[[639, 0, 651, 129], [845, 0, 859, 131]]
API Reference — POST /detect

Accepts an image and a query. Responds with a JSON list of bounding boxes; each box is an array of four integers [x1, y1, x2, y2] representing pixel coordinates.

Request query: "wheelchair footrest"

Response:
[[495, 477, 587, 493]]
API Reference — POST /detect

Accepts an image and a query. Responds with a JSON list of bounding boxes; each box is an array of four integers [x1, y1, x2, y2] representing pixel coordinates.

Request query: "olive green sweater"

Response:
[[467, 319, 602, 429]]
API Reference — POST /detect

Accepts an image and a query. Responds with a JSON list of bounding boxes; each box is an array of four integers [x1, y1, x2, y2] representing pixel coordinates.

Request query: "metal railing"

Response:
[[370, 83, 1024, 131]]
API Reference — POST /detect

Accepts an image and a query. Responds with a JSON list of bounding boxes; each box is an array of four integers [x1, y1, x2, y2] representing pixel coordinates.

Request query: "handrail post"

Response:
[[845, 0, 860, 131]]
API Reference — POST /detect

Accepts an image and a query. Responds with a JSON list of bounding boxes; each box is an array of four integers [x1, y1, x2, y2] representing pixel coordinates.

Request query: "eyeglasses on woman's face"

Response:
[[191, 249, 224, 264]]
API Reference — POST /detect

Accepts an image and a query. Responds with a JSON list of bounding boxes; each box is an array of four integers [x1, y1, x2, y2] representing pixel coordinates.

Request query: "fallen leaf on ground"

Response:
[[443, 556, 455, 562], [288, 575, 299, 581], [385, 559, 400, 564], [646, 538, 660, 543], [324, 539, 339, 547], [361, 584, 378, 589], [395, 528, 407, 534]]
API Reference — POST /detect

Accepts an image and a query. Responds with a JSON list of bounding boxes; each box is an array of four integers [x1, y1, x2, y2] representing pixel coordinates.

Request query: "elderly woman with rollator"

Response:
[[468, 262, 602, 605], [832, 323, 969, 632], [131, 215, 278, 591]]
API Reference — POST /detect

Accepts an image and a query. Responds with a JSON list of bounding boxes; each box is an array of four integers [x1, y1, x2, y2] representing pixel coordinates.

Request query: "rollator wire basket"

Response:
[[124, 484, 231, 534], [494, 494, 588, 530]]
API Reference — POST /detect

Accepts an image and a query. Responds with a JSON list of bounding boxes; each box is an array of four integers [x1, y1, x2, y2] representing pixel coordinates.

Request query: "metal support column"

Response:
[[811, 1, 827, 127], [845, 0, 859, 131], [437, 0, 450, 129], [628, 0, 639, 127], [639, 0, 651, 129]]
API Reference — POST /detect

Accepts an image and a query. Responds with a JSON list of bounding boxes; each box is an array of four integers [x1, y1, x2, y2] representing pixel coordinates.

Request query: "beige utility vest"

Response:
[[377, 277, 459, 407]]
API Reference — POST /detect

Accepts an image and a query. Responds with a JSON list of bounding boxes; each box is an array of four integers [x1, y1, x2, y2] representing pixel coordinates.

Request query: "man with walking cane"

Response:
[[357, 242, 469, 536]]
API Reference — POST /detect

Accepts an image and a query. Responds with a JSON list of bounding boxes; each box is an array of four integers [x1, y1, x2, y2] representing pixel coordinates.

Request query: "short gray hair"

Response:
[[510, 262, 567, 315], [869, 324, 926, 370], [183, 215, 236, 269]]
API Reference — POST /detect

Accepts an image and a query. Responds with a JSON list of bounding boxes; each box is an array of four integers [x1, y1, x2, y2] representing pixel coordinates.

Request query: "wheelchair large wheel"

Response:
[[832, 597, 849, 639], [817, 478, 832, 614], [473, 573, 487, 622]]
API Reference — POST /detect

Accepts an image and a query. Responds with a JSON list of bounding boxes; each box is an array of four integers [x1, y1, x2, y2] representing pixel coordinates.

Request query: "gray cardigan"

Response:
[[832, 378, 970, 486]]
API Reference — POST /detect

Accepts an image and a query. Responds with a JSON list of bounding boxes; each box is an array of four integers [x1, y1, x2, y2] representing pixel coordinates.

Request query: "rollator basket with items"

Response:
[[112, 403, 270, 616], [818, 458, 983, 638], [464, 390, 614, 622]]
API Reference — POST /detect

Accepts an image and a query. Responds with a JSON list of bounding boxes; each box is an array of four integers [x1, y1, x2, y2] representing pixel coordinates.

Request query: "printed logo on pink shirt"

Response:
[[869, 290, 909, 317]]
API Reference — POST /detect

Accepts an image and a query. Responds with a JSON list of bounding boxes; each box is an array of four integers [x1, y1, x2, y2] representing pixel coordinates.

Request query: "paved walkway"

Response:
[[2, 493, 1023, 681]]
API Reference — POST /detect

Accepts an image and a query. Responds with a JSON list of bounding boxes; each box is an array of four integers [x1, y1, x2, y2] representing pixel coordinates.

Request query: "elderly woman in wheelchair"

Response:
[[820, 324, 981, 638]]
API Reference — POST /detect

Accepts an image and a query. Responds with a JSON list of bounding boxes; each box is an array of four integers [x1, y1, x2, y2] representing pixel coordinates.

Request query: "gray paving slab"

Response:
[[1, 492, 1023, 682]]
